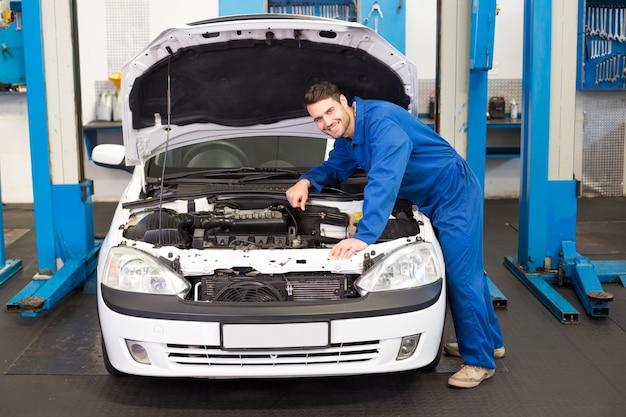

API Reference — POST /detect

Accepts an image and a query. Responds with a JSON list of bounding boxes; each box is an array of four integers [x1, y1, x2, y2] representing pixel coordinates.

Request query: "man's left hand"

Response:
[[329, 238, 368, 260]]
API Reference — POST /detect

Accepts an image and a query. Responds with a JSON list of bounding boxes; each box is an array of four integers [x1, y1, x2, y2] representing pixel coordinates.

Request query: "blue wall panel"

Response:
[[219, 0, 265, 16], [0, 2, 25, 86], [360, 0, 405, 53]]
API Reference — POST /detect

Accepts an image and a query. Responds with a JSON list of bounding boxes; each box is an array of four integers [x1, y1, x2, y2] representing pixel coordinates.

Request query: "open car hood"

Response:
[[121, 14, 418, 165]]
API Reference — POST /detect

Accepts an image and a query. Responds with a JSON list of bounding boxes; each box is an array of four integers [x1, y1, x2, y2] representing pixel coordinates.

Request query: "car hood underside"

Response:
[[130, 38, 410, 130]]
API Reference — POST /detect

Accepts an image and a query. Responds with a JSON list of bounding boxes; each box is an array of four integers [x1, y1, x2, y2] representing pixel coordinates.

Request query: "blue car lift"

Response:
[[503, 0, 625, 324], [466, 0, 507, 308], [5, 0, 101, 317]]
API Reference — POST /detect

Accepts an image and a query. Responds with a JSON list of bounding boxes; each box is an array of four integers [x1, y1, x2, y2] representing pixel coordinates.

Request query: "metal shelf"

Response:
[[420, 117, 521, 158]]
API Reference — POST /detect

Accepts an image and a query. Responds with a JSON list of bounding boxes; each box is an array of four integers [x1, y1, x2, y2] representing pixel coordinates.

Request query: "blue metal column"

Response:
[[467, 0, 497, 188], [467, 0, 507, 307], [6, 0, 102, 316], [517, 0, 552, 271], [21, 0, 56, 274]]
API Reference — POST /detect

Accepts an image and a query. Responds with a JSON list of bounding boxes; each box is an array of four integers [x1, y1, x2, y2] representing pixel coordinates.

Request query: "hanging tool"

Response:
[[617, 8, 626, 43], [364, 1, 384, 33], [1, 42, 12, 60]]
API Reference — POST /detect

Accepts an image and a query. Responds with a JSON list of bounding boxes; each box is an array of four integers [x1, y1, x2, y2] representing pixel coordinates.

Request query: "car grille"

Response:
[[165, 340, 380, 366], [200, 274, 348, 302]]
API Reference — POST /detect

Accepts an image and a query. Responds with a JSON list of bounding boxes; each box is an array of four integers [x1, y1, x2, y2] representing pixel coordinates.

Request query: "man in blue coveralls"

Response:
[[286, 81, 504, 388]]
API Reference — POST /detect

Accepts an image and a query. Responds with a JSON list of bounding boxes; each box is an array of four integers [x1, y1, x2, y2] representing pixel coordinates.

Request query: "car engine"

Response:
[[123, 201, 352, 250], [121, 196, 421, 303], [123, 196, 419, 250]]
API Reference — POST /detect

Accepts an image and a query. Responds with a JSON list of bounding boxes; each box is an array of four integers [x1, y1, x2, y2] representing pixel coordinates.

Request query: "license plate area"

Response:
[[221, 322, 330, 350]]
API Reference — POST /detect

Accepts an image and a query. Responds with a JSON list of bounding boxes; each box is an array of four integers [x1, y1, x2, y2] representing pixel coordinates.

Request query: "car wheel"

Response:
[[102, 337, 128, 377]]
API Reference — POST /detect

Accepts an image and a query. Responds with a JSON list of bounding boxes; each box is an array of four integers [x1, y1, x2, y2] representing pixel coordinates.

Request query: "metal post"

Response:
[[467, 0, 498, 189], [517, 0, 552, 271], [22, 0, 56, 274], [467, 0, 507, 307]]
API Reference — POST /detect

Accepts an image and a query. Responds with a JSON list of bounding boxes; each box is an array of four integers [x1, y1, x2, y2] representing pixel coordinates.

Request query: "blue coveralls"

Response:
[[301, 97, 504, 369]]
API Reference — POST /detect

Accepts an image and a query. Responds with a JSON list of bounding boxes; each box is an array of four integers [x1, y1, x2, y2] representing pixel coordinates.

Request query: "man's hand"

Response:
[[286, 179, 311, 211], [329, 238, 368, 260]]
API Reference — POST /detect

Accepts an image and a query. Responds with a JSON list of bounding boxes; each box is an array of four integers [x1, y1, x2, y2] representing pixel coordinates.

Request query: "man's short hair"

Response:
[[303, 81, 341, 108]]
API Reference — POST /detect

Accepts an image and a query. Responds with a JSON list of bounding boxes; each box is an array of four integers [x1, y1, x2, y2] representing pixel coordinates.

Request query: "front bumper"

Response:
[[99, 279, 446, 378]]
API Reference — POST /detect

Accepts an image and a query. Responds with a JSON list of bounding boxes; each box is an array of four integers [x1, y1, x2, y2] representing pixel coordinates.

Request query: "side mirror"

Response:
[[91, 144, 132, 172]]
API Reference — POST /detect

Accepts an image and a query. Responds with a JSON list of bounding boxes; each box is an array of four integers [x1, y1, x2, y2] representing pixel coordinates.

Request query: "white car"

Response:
[[92, 14, 446, 378]]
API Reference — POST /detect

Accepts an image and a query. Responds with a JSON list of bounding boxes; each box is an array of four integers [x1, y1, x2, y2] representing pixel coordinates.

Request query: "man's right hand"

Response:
[[286, 179, 311, 211]]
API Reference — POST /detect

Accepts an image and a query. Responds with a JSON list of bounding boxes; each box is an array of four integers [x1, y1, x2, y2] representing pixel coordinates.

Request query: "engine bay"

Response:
[[123, 196, 420, 250], [121, 195, 421, 303]]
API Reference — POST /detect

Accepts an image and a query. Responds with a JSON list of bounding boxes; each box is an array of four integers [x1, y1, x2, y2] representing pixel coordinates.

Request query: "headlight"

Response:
[[101, 246, 191, 296], [355, 241, 442, 295]]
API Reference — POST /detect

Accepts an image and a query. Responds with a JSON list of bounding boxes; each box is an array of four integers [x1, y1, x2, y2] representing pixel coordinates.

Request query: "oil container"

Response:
[[488, 96, 505, 119]]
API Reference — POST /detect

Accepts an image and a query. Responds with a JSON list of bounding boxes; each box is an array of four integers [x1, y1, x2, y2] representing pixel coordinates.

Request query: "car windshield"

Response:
[[146, 135, 332, 177]]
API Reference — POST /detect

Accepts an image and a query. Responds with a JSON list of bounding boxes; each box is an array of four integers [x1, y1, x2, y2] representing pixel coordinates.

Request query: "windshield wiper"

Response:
[[162, 167, 259, 180], [162, 167, 302, 182], [236, 169, 302, 183]]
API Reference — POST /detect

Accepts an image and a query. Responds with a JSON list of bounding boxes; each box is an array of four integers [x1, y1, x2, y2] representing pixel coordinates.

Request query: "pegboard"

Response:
[[579, 0, 626, 90], [581, 98, 625, 196], [267, 1, 358, 21]]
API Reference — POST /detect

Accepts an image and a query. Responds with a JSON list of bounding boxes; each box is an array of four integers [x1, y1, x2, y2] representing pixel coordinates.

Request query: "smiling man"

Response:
[[286, 81, 505, 389]]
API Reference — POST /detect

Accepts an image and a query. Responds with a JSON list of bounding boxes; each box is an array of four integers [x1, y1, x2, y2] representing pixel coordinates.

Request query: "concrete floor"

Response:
[[1, 198, 625, 417]]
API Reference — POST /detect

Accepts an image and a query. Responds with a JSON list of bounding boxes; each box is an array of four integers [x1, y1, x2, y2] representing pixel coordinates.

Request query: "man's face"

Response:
[[306, 95, 354, 139]]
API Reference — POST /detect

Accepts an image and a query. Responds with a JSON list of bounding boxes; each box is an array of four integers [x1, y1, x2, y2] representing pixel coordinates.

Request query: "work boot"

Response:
[[448, 365, 495, 388], [443, 342, 505, 359]]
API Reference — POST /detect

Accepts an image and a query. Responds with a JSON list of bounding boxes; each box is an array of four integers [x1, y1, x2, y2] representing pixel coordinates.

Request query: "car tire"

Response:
[[102, 337, 128, 377]]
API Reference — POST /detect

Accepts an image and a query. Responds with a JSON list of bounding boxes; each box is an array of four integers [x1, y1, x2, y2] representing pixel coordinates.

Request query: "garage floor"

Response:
[[1, 198, 625, 417]]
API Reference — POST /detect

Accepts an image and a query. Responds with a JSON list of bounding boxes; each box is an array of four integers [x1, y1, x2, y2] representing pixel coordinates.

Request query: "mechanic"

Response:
[[286, 81, 505, 389]]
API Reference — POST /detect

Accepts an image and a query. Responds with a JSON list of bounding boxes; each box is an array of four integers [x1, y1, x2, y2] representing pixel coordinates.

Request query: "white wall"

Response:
[[1, 0, 526, 203], [490, 1, 525, 79], [405, 0, 437, 79], [406, 1, 524, 80], [0, 93, 32, 202]]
